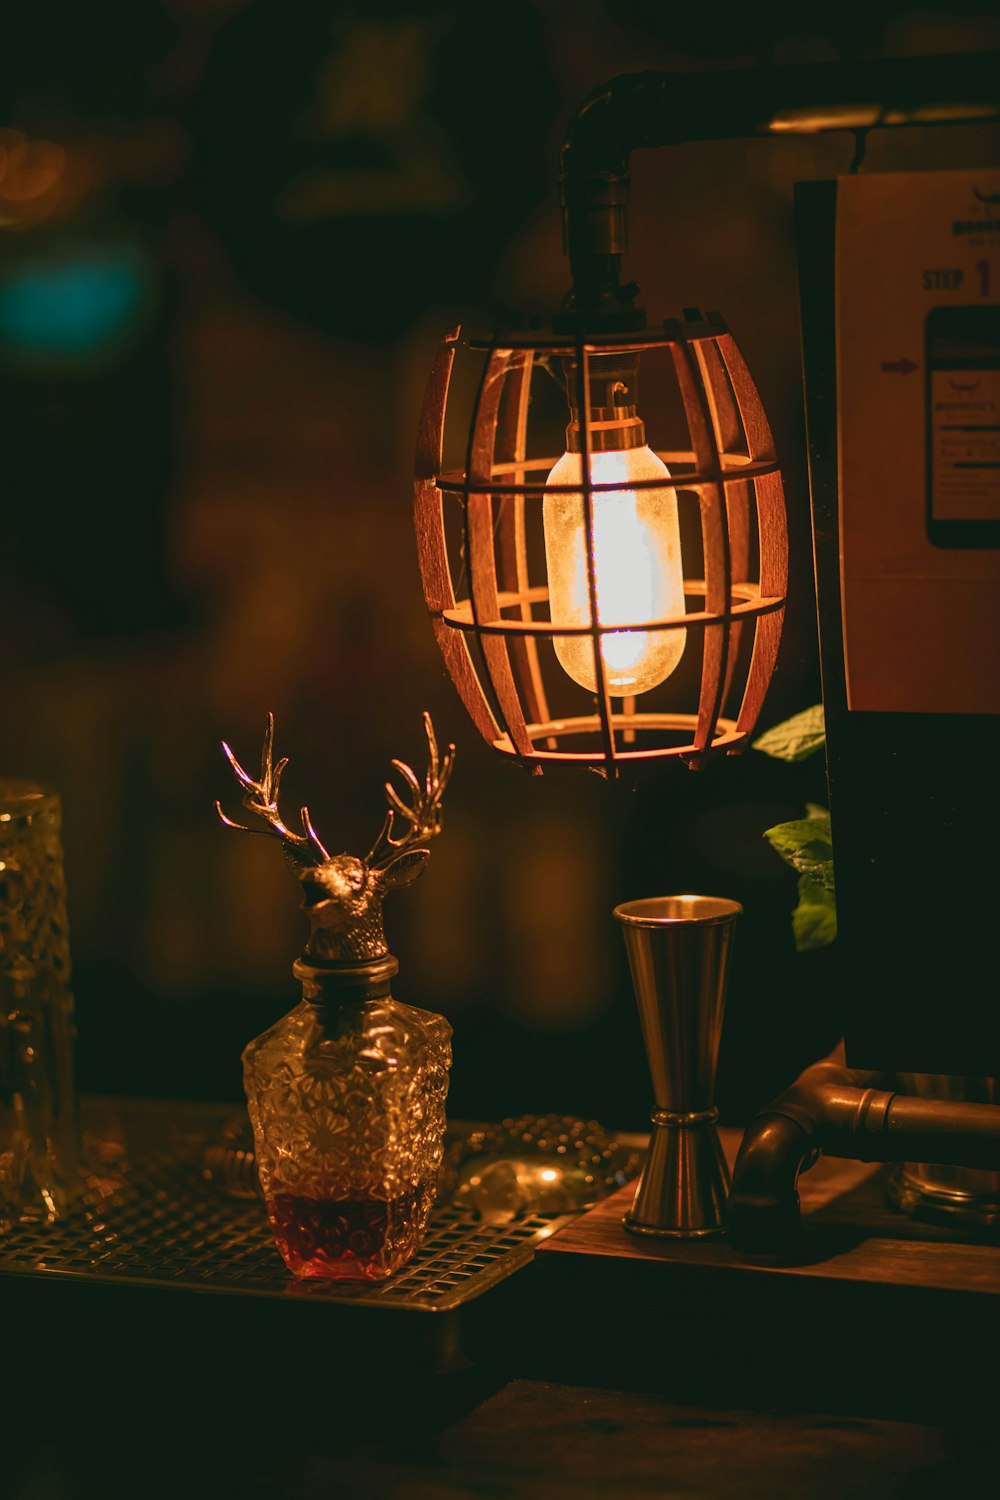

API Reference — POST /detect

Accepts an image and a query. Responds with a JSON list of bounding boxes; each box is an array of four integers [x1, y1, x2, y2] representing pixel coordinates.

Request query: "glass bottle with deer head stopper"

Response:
[[217, 712, 454, 1280]]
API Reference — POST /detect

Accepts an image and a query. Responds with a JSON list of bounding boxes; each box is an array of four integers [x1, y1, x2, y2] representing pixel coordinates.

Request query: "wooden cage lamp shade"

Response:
[[414, 314, 788, 775]]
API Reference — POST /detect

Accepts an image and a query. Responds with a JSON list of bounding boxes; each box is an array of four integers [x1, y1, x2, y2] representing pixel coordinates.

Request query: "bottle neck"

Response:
[[293, 953, 398, 1008]]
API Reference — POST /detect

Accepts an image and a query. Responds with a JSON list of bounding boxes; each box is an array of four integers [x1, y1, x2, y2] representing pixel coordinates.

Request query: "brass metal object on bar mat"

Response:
[[0, 1099, 580, 1313]]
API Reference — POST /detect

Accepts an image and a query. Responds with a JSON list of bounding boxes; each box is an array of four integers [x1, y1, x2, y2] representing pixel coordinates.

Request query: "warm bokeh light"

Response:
[[0, 131, 69, 227]]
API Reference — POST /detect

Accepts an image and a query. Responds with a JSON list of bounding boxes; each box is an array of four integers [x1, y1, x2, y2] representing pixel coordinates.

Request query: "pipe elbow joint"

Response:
[[727, 1110, 819, 1255]]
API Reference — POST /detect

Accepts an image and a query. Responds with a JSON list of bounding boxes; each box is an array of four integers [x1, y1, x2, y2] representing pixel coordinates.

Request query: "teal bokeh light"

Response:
[[0, 245, 152, 362]]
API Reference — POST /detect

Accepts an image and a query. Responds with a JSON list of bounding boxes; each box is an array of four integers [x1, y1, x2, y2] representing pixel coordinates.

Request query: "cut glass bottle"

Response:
[[218, 712, 455, 1280], [244, 957, 451, 1280]]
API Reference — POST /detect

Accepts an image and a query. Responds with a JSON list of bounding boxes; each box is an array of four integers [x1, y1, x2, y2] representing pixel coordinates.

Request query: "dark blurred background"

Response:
[[2, 1, 998, 1130]]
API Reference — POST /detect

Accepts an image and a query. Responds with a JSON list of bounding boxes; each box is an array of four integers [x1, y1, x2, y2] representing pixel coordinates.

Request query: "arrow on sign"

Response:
[[881, 358, 918, 375]]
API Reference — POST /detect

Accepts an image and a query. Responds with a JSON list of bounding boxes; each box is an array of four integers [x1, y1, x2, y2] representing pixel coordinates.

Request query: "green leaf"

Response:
[[763, 815, 835, 892], [791, 874, 838, 951], [752, 705, 827, 762]]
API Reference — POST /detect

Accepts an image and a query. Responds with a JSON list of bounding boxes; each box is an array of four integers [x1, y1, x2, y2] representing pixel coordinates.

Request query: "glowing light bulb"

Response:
[[543, 442, 686, 696]]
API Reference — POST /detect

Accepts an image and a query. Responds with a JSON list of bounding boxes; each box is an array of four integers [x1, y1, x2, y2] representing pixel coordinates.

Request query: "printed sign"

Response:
[[837, 170, 1000, 713]]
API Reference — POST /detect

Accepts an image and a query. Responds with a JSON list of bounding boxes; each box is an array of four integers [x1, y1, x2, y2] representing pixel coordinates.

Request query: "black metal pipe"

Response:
[[558, 51, 1000, 321], [728, 1050, 1000, 1254]]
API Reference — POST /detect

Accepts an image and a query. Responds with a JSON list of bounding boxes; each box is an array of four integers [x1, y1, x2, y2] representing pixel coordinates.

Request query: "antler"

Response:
[[366, 712, 456, 871], [216, 712, 330, 868]]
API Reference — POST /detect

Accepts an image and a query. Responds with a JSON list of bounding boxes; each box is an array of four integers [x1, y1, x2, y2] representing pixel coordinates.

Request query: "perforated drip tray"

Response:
[[0, 1099, 587, 1314]]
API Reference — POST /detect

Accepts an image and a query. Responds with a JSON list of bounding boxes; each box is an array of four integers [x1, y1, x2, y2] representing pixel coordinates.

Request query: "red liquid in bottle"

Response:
[[269, 1182, 431, 1279]]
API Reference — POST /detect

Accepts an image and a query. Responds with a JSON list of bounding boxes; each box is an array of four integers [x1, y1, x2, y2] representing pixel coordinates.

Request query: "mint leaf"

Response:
[[764, 814, 835, 892], [791, 874, 838, 951], [752, 705, 826, 762]]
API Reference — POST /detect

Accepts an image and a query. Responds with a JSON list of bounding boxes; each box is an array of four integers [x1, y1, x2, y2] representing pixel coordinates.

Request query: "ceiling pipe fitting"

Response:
[[557, 51, 1000, 324]]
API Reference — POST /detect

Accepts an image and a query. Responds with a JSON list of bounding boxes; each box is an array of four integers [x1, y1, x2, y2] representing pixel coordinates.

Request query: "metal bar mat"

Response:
[[0, 1099, 577, 1314]]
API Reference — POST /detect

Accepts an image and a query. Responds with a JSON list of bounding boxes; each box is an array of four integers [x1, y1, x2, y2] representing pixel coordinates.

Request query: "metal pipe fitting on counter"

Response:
[[728, 1050, 1000, 1255]]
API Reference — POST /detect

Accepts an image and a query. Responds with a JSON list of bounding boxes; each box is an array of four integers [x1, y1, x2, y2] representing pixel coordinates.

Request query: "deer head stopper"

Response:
[[217, 712, 455, 964]]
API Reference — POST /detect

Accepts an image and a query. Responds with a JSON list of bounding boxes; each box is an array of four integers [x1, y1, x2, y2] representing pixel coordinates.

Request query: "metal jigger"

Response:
[[614, 896, 741, 1238]]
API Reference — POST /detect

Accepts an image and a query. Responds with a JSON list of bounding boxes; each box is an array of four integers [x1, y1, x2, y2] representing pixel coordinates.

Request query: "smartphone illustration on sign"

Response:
[[926, 305, 1000, 548]]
